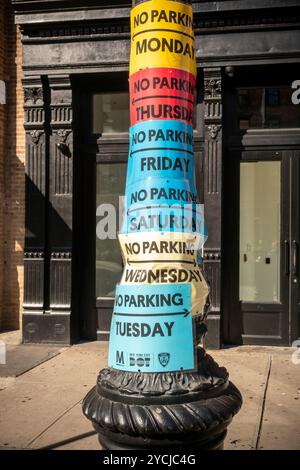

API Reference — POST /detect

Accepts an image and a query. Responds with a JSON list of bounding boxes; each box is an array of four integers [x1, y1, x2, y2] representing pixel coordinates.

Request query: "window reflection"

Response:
[[96, 163, 127, 297], [237, 87, 300, 129], [93, 92, 130, 134]]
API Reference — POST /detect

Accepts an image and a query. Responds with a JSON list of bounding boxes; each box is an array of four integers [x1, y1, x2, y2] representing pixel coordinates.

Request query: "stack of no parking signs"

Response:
[[108, 0, 209, 374]]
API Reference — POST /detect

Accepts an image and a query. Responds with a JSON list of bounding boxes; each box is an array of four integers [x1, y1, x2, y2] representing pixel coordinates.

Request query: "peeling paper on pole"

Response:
[[108, 0, 209, 373], [118, 231, 209, 319]]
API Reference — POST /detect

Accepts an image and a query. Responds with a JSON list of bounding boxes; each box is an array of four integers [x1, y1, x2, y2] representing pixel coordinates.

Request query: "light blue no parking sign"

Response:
[[108, 283, 195, 373]]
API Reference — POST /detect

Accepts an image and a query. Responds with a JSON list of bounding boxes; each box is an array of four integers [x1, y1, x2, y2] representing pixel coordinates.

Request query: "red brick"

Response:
[[0, 0, 25, 331]]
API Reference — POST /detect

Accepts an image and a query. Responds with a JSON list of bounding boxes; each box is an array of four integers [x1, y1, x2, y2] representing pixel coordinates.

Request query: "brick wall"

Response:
[[0, 0, 5, 330], [0, 0, 25, 331]]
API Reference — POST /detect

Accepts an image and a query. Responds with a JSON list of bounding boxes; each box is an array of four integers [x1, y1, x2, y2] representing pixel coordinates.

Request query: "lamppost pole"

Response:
[[83, 0, 242, 450]]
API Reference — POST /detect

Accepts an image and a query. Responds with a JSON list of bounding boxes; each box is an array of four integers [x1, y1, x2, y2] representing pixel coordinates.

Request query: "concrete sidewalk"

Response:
[[0, 332, 299, 450]]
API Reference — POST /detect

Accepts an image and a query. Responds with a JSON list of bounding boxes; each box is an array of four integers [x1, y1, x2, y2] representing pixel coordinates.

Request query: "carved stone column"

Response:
[[23, 74, 73, 343], [47, 75, 73, 342], [23, 76, 47, 342], [203, 68, 223, 349]]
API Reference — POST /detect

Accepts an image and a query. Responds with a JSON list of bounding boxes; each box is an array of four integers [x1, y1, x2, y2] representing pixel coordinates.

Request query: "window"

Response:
[[93, 92, 130, 134], [96, 163, 127, 297], [237, 87, 300, 129], [239, 161, 281, 302], [93, 91, 129, 297]]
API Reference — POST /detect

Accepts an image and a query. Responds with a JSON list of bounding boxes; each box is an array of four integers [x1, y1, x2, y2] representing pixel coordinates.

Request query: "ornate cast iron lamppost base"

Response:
[[83, 336, 242, 450]]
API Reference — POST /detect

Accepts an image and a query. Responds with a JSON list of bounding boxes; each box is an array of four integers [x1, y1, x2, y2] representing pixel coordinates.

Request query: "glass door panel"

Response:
[[96, 163, 126, 297], [93, 92, 130, 134], [239, 161, 281, 302]]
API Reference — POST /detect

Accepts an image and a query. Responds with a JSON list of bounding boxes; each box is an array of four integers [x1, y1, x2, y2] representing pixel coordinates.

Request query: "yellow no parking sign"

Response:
[[130, 0, 196, 75]]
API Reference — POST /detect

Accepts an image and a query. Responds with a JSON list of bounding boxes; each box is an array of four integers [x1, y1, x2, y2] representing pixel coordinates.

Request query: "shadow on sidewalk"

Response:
[[36, 431, 97, 450]]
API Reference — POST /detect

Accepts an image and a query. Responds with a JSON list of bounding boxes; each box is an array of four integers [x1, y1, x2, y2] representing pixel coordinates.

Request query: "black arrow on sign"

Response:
[[113, 309, 191, 318]]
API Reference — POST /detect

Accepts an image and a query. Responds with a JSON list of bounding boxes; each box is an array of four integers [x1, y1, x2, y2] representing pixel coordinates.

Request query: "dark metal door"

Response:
[[224, 148, 300, 345], [74, 74, 129, 341], [290, 152, 300, 344]]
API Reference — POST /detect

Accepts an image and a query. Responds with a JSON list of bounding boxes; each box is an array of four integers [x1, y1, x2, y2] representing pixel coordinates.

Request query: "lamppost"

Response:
[[83, 0, 242, 450]]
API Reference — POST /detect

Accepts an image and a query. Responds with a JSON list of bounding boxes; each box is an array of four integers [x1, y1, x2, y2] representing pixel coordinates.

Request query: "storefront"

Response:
[[13, 0, 300, 347]]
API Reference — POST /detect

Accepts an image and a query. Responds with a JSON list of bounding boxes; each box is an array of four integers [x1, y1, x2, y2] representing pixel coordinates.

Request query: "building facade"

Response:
[[3, 0, 300, 348], [0, 0, 24, 333]]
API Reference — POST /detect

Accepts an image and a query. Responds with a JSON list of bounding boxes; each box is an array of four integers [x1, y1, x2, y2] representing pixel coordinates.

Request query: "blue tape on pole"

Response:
[[129, 120, 194, 154], [126, 149, 195, 186], [122, 204, 206, 235], [126, 177, 198, 208], [108, 283, 195, 372]]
